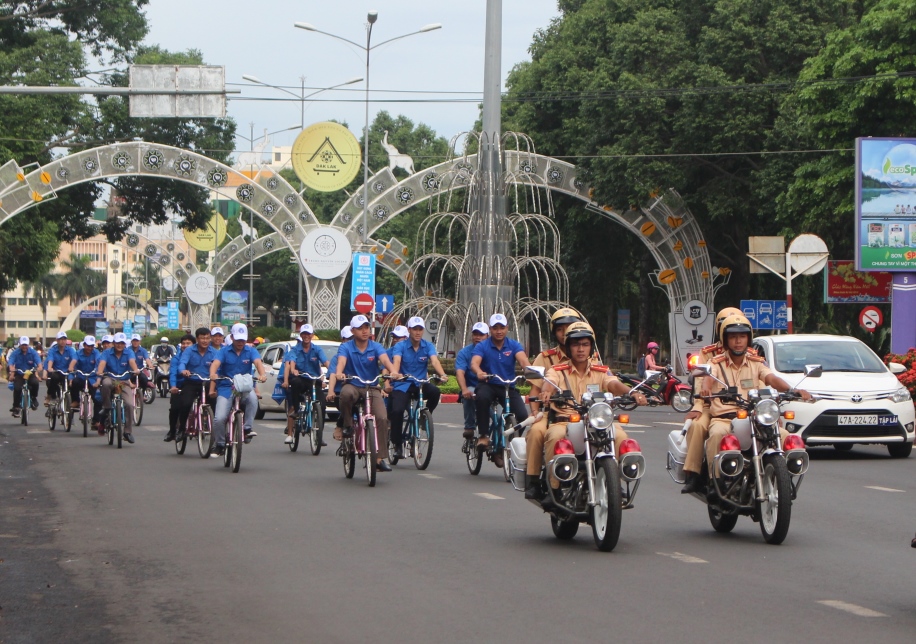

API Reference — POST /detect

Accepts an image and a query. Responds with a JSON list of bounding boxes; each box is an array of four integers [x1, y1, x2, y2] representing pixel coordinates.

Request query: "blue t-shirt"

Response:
[[174, 344, 218, 388], [472, 337, 525, 385], [328, 355, 346, 393], [45, 344, 77, 371], [213, 344, 261, 399], [455, 343, 480, 389], [337, 340, 388, 386], [98, 348, 137, 380], [131, 345, 150, 363], [9, 347, 42, 373], [72, 348, 101, 385], [286, 343, 328, 379], [391, 339, 438, 392]]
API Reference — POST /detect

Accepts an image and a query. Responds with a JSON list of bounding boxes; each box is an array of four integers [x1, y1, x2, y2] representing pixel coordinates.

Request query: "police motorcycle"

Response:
[[506, 365, 647, 552], [667, 363, 820, 545]]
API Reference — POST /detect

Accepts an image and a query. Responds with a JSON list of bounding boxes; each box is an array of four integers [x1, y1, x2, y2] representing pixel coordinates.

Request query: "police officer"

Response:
[[528, 307, 582, 417]]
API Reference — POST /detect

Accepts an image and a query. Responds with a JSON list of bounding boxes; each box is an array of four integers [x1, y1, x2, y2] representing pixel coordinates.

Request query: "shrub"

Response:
[[884, 349, 916, 406]]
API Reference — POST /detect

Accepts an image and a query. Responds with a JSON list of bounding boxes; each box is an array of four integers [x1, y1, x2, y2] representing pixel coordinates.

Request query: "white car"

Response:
[[752, 334, 915, 458], [255, 340, 341, 419]]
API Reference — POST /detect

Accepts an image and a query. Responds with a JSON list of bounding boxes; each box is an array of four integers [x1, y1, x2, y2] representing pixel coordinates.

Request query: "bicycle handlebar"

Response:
[[340, 374, 390, 387], [400, 374, 447, 384], [291, 372, 323, 381], [482, 374, 525, 385], [186, 374, 212, 381]]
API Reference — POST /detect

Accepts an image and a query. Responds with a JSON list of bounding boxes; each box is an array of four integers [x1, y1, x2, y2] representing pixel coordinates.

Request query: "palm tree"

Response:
[[57, 253, 105, 307], [23, 273, 59, 344]]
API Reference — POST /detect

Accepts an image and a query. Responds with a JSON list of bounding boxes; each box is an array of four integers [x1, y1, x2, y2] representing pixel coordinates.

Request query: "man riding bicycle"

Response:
[[388, 316, 448, 459], [44, 331, 77, 407], [164, 333, 201, 442], [455, 322, 489, 439], [283, 323, 329, 445], [8, 336, 41, 417], [208, 323, 267, 456], [95, 332, 141, 443], [130, 334, 153, 391], [68, 335, 101, 415]]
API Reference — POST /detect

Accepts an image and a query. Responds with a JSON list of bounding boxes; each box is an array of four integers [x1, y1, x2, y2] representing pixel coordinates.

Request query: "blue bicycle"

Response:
[[103, 371, 132, 449], [389, 375, 444, 470], [463, 374, 524, 481], [289, 373, 324, 455]]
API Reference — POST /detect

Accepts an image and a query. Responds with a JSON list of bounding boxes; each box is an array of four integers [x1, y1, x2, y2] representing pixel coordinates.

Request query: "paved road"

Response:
[[1, 387, 915, 643]]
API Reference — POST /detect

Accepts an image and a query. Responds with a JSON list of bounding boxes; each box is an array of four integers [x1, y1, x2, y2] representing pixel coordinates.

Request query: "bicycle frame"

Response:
[[400, 375, 432, 444], [184, 374, 213, 437], [487, 375, 524, 456], [293, 374, 322, 433], [346, 376, 381, 457]]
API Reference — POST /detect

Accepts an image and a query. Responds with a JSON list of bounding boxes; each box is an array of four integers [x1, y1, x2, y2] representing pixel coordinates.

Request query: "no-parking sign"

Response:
[[859, 306, 883, 332]]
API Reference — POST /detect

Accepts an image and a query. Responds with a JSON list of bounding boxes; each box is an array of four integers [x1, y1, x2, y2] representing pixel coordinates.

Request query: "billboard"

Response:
[[856, 137, 916, 271], [220, 290, 249, 325], [824, 261, 892, 303]]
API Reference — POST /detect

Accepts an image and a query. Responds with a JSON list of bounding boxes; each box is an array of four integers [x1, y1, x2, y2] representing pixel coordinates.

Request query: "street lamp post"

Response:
[[295, 14, 441, 244]]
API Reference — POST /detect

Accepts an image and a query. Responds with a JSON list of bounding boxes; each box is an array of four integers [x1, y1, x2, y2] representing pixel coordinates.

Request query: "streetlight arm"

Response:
[[301, 77, 363, 101], [242, 76, 301, 100], [370, 24, 442, 50], [294, 23, 365, 50]]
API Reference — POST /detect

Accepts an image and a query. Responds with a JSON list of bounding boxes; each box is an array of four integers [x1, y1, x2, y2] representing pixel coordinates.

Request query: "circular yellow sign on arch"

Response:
[[291, 121, 362, 192], [183, 213, 227, 251]]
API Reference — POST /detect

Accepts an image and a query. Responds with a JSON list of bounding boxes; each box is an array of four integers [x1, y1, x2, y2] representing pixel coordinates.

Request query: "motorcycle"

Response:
[[141, 365, 156, 405], [154, 357, 171, 399], [616, 365, 693, 413], [505, 366, 647, 552], [666, 363, 820, 545]]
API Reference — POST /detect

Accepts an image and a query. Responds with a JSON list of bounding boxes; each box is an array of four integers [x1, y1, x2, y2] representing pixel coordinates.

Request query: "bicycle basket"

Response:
[[232, 373, 254, 394]]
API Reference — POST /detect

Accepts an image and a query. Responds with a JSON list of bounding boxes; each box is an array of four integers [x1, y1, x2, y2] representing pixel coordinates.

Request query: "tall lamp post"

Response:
[[295, 14, 441, 244]]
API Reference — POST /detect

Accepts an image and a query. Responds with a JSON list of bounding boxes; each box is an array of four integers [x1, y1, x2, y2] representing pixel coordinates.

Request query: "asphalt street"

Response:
[[1, 386, 915, 643]]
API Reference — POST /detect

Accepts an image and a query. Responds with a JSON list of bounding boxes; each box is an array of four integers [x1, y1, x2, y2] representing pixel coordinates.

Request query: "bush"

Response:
[[249, 326, 295, 343], [141, 330, 188, 350], [65, 329, 86, 342], [884, 349, 916, 406]]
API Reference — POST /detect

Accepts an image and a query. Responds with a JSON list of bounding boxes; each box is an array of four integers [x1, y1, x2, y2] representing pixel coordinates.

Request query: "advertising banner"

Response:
[[824, 261, 892, 303], [167, 301, 180, 330], [220, 290, 248, 325], [158, 306, 168, 330], [856, 137, 916, 271], [349, 253, 376, 310]]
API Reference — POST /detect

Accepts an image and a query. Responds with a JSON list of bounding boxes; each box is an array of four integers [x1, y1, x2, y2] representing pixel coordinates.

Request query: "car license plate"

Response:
[[838, 415, 898, 426]]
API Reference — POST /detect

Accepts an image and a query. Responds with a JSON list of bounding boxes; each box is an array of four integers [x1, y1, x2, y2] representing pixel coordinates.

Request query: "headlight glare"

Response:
[[588, 402, 614, 430], [755, 399, 780, 426]]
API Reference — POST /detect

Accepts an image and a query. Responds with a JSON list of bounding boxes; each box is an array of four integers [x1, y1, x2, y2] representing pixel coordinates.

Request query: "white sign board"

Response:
[[185, 272, 216, 305], [129, 65, 226, 118], [300, 227, 353, 280], [668, 312, 715, 376]]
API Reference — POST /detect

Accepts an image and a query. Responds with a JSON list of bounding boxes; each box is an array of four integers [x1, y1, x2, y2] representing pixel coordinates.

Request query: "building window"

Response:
[[6, 298, 14, 306], [49, 321, 59, 328], [275, 152, 282, 162], [28, 298, 38, 306], [17, 298, 26, 306], [18, 321, 28, 328], [28, 321, 39, 328]]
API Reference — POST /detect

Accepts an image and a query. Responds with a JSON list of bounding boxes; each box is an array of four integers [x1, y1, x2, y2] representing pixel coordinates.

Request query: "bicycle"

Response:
[[389, 374, 442, 470], [131, 372, 146, 426], [463, 374, 524, 481], [45, 374, 72, 432], [336, 375, 388, 487], [72, 371, 96, 438], [140, 366, 156, 405], [288, 373, 325, 455], [13, 368, 37, 426], [103, 371, 133, 449], [212, 376, 249, 473], [176, 374, 214, 458]]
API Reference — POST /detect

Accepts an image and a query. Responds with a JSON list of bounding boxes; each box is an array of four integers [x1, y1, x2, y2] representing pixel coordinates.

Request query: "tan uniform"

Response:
[[705, 352, 787, 467], [525, 347, 569, 475], [529, 362, 629, 487]]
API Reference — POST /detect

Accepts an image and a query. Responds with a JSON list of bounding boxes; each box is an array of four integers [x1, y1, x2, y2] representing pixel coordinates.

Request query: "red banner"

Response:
[[825, 261, 892, 303]]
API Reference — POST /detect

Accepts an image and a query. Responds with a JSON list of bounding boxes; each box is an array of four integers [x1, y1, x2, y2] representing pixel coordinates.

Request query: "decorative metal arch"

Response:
[[59, 293, 159, 332]]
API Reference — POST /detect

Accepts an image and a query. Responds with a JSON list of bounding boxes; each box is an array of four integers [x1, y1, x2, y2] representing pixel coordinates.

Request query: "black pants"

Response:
[[388, 383, 441, 444], [475, 383, 528, 438], [46, 371, 67, 398], [288, 377, 326, 418], [13, 373, 39, 409], [71, 377, 98, 415]]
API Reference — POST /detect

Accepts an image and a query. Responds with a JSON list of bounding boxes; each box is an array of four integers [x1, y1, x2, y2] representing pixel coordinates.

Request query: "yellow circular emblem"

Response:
[[292, 122, 362, 192], [183, 213, 227, 251], [683, 256, 694, 269]]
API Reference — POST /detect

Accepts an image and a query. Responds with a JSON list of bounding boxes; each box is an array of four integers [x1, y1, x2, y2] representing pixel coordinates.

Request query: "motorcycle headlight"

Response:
[[755, 399, 780, 426], [588, 402, 614, 430], [890, 387, 912, 404]]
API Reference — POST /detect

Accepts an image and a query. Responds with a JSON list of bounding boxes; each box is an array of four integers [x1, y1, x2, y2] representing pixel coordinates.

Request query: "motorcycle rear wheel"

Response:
[[550, 515, 579, 540], [708, 505, 739, 533], [671, 389, 693, 413], [591, 459, 623, 552], [757, 454, 792, 544]]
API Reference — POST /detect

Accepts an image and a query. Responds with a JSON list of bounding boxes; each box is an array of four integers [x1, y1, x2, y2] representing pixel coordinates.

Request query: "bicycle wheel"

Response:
[[132, 391, 144, 426], [21, 391, 29, 426], [107, 416, 115, 445], [198, 407, 214, 459], [47, 402, 57, 431], [413, 409, 434, 470], [175, 420, 188, 455], [116, 404, 123, 449], [290, 407, 301, 453], [308, 403, 323, 456], [81, 394, 89, 437], [466, 436, 482, 475], [365, 419, 377, 487], [231, 410, 244, 472], [342, 439, 355, 478], [64, 391, 73, 432], [501, 415, 515, 482]]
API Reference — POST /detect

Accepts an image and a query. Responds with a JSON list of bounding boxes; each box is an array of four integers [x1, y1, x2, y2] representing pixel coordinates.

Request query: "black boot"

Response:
[[681, 472, 701, 494], [524, 474, 543, 501]]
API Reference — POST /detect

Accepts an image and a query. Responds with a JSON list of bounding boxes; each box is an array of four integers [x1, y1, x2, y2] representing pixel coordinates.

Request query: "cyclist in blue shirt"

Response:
[[44, 331, 77, 405], [326, 326, 352, 440], [164, 333, 197, 442], [470, 313, 531, 467], [282, 324, 329, 445], [455, 322, 490, 439], [327, 315, 398, 472], [96, 332, 141, 443], [208, 323, 267, 455], [68, 335, 101, 414], [8, 336, 42, 416], [130, 334, 153, 392], [388, 317, 448, 459]]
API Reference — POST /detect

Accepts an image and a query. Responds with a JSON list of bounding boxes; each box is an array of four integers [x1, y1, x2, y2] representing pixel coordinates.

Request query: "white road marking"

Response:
[[656, 551, 708, 564], [864, 485, 905, 493], [817, 600, 886, 617], [658, 421, 690, 426], [418, 473, 442, 479], [625, 430, 645, 433], [26, 428, 46, 434], [474, 492, 504, 500], [622, 424, 650, 428], [141, 425, 166, 432]]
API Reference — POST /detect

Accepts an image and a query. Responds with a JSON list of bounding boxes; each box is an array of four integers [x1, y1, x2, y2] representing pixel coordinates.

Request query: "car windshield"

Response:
[[773, 340, 886, 373]]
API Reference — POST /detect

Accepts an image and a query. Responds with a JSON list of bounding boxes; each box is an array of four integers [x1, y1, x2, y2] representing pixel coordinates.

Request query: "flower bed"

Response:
[[884, 348, 916, 405]]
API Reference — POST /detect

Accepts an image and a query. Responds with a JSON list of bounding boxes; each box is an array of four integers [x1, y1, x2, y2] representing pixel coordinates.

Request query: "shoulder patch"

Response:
[[542, 348, 558, 357], [710, 354, 727, 364], [701, 343, 720, 354], [590, 365, 609, 373], [551, 364, 571, 372], [746, 347, 759, 357], [747, 354, 766, 363]]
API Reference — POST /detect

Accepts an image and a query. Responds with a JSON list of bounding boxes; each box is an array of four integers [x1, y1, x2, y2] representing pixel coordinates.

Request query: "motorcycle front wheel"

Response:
[[591, 458, 623, 552], [757, 454, 792, 545], [550, 515, 579, 540], [708, 505, 739, 533], [671, 389, 693, 413]]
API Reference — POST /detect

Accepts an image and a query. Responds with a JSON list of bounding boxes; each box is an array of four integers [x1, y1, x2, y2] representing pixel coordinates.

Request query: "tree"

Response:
[[23, 272, 59, 342], [57, 253, 105, 306]]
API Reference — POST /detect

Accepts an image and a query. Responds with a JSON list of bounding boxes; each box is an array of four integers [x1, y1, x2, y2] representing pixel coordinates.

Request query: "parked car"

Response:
[[254, 340, 341, 420], [752, 334, 915, 457]]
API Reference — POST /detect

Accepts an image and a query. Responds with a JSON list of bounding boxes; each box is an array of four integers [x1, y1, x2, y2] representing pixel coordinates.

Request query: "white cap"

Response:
[[18, 335, 29, 345], [489, 313, 508, 327], [472, 322, 489, 335], [56, 331, 68, 340], [210, 326, 225, 336], [102, 335, 113, 343], [407, 316, 425, 329], [83, 335, 96, 347], [131, 334, 141, 342], [299, 323, 315, 334], [391, 325, 409, 338], [341, 326, 353, 339], [113, 332, 128, 344], [230, 323, 248, 341], [349, 315, 370, 329], [160, 336, 169, 342]]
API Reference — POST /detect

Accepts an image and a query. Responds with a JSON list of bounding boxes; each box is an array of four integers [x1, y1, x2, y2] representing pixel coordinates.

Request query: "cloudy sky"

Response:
[[142, 1, 561, 157]]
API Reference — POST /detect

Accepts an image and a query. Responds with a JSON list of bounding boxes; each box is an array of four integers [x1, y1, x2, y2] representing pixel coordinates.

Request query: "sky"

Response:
[[141, 0, 562, 158]]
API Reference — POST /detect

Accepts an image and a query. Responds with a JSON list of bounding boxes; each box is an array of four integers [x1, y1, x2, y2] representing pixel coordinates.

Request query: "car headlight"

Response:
[[890, 387, 912, 404], [588, 402, 614, 430], [755, 399, 780, 426]]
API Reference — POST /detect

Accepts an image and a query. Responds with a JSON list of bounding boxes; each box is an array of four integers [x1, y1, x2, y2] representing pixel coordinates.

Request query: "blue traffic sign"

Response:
[[350, 253, 376, 310], [739, 300, 787, 330], [376, 294, 395, 314]]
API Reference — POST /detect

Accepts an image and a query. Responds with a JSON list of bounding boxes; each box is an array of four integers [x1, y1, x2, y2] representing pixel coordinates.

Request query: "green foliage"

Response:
[[65, 329, 87, 342], [141, 330, 186, 350], [249, 326, 296, 343]]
